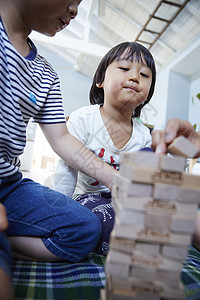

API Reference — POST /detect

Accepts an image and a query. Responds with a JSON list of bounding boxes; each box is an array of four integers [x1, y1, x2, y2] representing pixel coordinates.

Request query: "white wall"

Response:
[[148, 32, 200, 130], [36, 44, 92, 117], [188, 76, 200, 127]]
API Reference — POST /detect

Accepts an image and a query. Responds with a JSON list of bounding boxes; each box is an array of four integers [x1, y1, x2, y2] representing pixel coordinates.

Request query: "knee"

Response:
[[86, 211, 102, 248]]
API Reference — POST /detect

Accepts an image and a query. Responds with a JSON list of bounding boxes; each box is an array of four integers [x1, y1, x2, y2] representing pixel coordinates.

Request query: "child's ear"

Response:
[[96, 82, 103, 88]]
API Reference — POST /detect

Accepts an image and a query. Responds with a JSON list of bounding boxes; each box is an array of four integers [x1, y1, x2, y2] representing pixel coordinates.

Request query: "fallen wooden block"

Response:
[[168, 135, 199, 158]]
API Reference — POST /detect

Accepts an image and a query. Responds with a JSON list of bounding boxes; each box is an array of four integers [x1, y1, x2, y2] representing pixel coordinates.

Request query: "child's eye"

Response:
[[140, 72, 149, 78], [119, 67, 129, 71]]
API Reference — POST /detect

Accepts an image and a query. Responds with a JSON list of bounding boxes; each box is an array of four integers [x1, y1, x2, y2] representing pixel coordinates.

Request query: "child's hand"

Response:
[[151, 118, 200, 157], [0, 203, 8, 231]]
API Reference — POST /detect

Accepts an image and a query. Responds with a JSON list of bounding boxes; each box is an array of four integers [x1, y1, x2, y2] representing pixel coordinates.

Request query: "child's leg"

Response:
[[0, 233, 14, 300], [76, 192, 115, 256], [2, 176, 101, 262]]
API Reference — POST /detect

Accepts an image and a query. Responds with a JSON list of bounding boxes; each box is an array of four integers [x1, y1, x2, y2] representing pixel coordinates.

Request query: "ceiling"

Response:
[[30, 0, 200, 79]]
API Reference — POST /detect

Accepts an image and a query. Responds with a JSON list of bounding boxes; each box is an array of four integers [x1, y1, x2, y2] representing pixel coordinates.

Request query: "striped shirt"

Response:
[[0, 18, 66, 178]]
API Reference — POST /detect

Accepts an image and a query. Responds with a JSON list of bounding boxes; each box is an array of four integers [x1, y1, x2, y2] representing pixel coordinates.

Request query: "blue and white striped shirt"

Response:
[[0, 18, 66, 178]]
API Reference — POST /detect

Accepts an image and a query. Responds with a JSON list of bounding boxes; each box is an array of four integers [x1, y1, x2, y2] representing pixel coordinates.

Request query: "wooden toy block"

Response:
[[158, 282, 185, 299], [113, 173, 153, 197], [155, 270, 181, 287], [145, 212, 171, 230], [120, 151, 160, 168], [182, 172, 200, 188], [135, 242, 160, 256], [115, 202, 145, 226], [156, 256, 183, 272], [170, 215, 195, 234], [159, 154, 186, 173], [144, 200, 177, 215], [153, 183, 180, 201], [113, 222, 192, 246], [118, 194, 153, 212], [120, 164, 183, 186], [131, 250, 159, 269], [108, 249, 131, 265], [175, 202, 198, 216], [105, 259, 130, 279], [130, 265, 156, 283], [179, 185, 200, 203], [161, 245, 189, 261], [168, 135, 199, 158], [110, 234, 135, 255]]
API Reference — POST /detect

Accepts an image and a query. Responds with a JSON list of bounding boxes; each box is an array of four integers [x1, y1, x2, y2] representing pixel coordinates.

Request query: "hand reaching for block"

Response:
[[151, 118, 200, 158]]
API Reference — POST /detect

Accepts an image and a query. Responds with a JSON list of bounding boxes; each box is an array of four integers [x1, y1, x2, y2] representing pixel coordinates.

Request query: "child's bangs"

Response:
[[117, 46, 153, 69]]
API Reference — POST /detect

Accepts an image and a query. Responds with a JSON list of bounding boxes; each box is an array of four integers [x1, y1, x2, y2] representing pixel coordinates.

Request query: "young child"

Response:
[[54, 41, 156, 255], [0, 0, 119, 271]]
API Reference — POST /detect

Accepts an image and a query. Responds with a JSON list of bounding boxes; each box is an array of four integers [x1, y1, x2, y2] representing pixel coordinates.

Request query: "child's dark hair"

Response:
[[89, 42, 156, 118]]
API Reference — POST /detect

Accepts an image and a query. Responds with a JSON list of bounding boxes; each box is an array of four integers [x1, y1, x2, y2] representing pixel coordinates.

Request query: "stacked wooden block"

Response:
[[101, 137, 200, 300]]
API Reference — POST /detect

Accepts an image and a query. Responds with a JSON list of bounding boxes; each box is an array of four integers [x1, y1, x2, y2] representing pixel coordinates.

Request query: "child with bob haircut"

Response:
[[54, 41, 156, 255]]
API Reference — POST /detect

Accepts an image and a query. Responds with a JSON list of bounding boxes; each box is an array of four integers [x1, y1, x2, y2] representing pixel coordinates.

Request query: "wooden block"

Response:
[[113, 221, 192, 246], [171, 215, 195, 234], [144, 200, 177, 215], [161, 245, 189, 261], [120, 164, 183, 186], [118, 193, 154, 211], [156, 256, 183, 272], [159, 282, 184, 299], [110, 234, 135, 255], [115, 202, 145, 226], [145, 212, 171, 230], [135, 242, 160, 256], [155, 270, 181, 287], [120, 151, 160, 168], [174, 202, 198, 216], [182, 172, 200, 188], [131, 250, 160, 270], [153, 183, 180, 201], [130, 265, 156, 283], [113, 173, 153, 197], [168, 135, 199, 158], [100, 289, 106, 300], [179, 185, 200, 203], [105, 259, 130, 279], [108, 249, 131, 265], [159, 154, 186, 172]]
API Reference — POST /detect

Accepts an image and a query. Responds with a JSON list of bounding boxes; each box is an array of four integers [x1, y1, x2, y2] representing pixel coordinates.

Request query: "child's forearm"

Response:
[[40, 123, 117, 190]]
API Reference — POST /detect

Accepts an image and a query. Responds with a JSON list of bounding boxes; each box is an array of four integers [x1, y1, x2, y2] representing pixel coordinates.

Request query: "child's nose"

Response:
[[129, 72, 139, 83], [69, 1, 79, 19]]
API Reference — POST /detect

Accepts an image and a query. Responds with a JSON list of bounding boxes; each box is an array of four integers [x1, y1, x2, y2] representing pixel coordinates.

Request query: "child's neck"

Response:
[[1, 4, 31, 57], [100, 105, 133, 149]]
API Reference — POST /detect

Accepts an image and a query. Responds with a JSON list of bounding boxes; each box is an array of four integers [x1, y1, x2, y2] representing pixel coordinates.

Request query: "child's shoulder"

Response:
[[70, 104, 100, 118]]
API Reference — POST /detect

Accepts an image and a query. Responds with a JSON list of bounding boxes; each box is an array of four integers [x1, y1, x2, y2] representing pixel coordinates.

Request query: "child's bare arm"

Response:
[[40, 123, 117, 190]]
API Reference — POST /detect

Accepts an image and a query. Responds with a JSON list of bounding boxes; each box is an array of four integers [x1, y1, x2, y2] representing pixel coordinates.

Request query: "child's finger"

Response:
[[151, 130, 167, 154]]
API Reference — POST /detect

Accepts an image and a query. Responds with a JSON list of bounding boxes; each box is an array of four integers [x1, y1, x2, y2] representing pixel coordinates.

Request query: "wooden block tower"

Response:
[[101, 137, 200, 300]]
